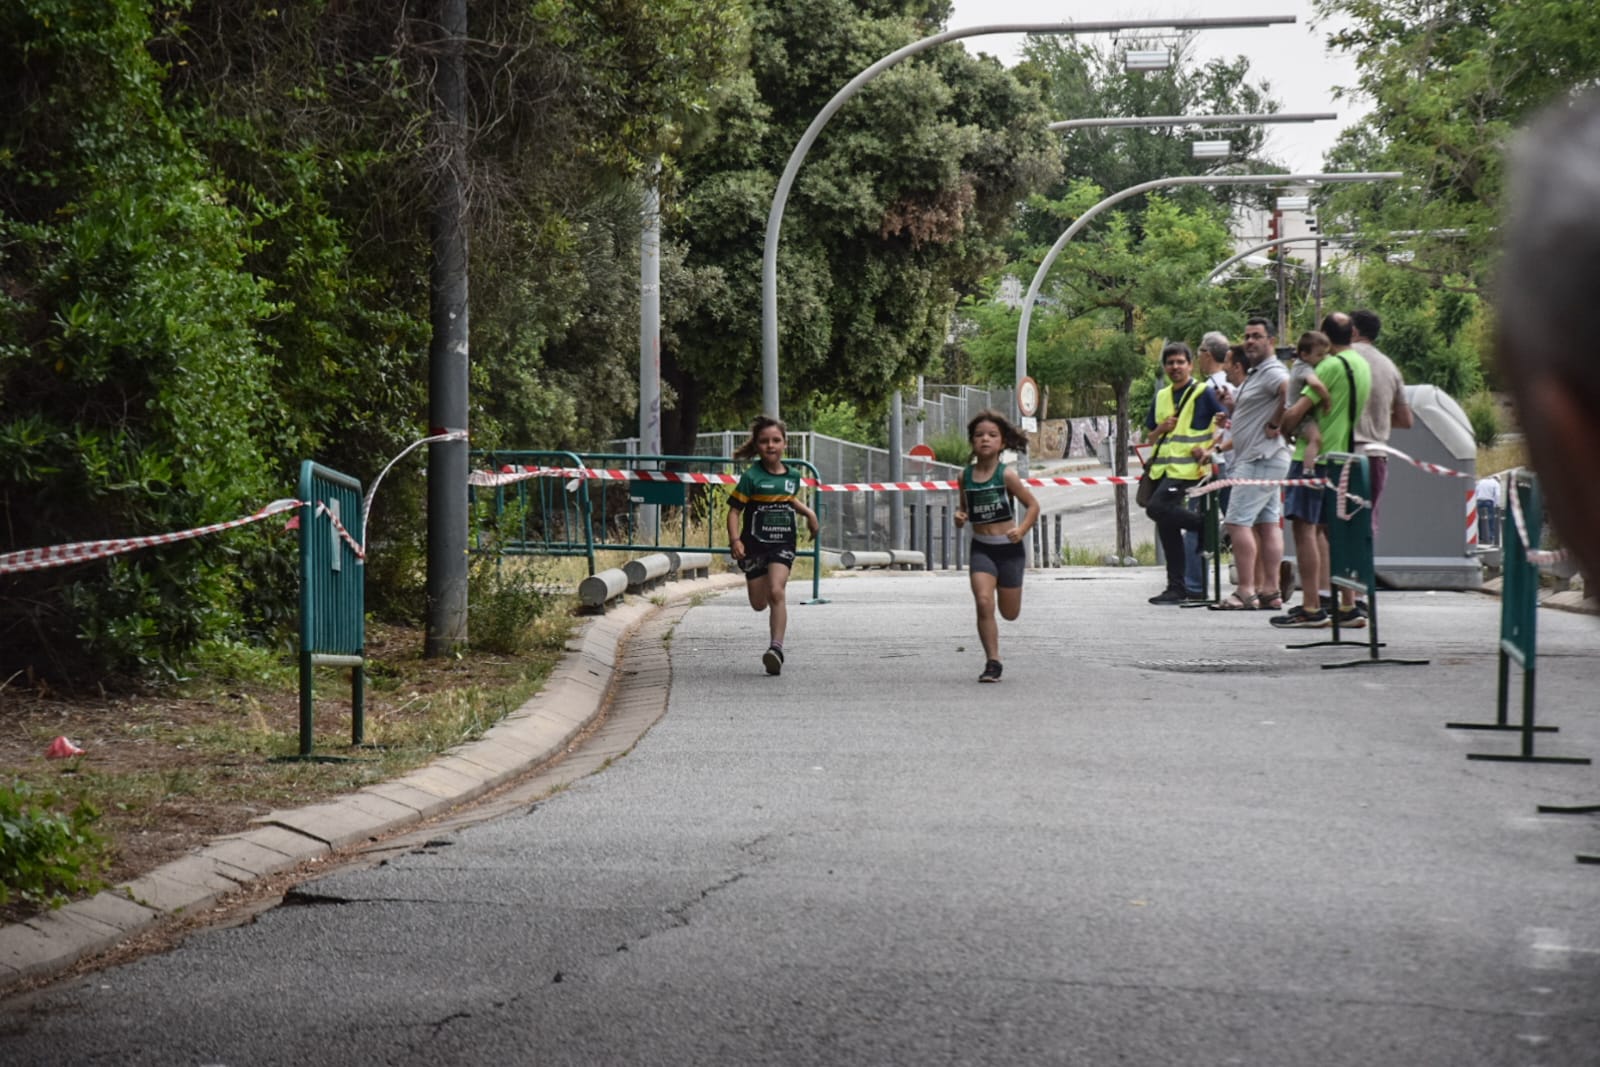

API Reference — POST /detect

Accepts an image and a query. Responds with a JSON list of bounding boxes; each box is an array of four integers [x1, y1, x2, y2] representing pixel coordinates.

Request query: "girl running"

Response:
[[954, 410, 1040, 683], [726, 416, 819, 676]]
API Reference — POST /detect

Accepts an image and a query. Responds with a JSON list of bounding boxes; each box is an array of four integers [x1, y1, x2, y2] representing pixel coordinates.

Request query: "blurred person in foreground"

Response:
[[1496, 92, 1600, 587]]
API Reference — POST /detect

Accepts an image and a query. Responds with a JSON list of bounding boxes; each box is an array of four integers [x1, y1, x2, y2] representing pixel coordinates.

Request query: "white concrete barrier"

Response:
[[622, 553, 672, 592], [839, 550, 892, 569], [667, 551, 713, 579], [578, 568, 628, 612], [888, 549, 926, 569]]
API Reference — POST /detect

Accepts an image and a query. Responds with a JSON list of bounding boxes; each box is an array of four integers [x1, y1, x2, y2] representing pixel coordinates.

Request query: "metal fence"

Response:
[[904, 382, 1014, 445], [604, 431, 968, 562]]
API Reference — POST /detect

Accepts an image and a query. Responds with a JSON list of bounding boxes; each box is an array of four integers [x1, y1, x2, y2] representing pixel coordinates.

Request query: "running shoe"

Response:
[[979, 660, 1003, 683], [1270, 609, 1330, 628], [1336, 607, 1367, 629], [762, 646, 784, 676]]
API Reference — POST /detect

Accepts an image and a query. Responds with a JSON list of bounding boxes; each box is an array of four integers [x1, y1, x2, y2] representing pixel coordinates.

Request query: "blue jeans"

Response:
[[1477, 501, 1500, 546], [1184, 528, 1205, 596]]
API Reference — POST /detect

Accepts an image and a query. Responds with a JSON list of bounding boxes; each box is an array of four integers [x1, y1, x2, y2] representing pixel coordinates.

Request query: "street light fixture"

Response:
[[759, 15, 1299, 418], [1191, 139, 1232, 159], [1276, 195, 1311, 211], [1123, 49, 1173, 71]]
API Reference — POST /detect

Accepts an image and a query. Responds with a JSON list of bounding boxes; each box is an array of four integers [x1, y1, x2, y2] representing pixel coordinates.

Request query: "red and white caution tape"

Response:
[[363, 430, 469, 548], [1361, 443, 1474, 480], [0, 499, 305, 575], [468, 465, 1143, 493], [1186, 474, 1371, 513]]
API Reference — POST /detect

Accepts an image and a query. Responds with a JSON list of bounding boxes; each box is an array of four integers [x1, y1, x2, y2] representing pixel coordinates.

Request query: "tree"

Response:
[[1314, 0, 1600, 294], [0, 0, 279, 680]]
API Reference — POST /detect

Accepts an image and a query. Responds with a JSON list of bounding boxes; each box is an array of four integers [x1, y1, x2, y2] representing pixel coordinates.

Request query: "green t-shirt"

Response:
[[730, 463, 801, 546], [1305, 349, 1372, 460], [961, 463, 1014, 526]]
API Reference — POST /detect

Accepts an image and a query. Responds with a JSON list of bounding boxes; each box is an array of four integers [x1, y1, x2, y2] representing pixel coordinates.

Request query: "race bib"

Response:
[[753, 505, 795, 543]]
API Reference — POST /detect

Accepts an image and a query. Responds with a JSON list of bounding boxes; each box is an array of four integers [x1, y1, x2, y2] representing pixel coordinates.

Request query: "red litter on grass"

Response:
[[45, 736, 85, 759]]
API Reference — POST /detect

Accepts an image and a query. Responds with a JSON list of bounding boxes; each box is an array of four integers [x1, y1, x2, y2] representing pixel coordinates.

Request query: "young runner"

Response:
[[953, 410, 1040, 683], [726, 416, 819, 676]]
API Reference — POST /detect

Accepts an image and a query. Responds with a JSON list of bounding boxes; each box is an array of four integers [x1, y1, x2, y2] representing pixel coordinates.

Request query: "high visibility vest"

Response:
[[1150, 380, 1211, 482]]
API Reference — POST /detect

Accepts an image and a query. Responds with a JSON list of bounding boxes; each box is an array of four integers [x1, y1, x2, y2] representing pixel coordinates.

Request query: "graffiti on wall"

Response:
[[1028, 417, 1117, 459]]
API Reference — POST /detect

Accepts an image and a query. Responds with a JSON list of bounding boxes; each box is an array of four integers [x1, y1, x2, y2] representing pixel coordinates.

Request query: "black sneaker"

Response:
[[1354, 599, 1370, 618], [1148, 588, 1186, 605], [1336, 607, 1367, 629], [762, 646, 784, 676], [1270, 609, 1330, 629], [979, 660, 1003, 683]]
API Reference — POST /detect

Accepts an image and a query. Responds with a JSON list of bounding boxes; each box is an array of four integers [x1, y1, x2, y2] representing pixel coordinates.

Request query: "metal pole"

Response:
[[1314, 236, 1324, 326], [639, 160, 662, 539], [1048, 111, 1335, 132], [1208, 234, 1349, 282], [761, 15, 1299, 417], [425, 0, 470, 657], [889, 390, 905, 549]]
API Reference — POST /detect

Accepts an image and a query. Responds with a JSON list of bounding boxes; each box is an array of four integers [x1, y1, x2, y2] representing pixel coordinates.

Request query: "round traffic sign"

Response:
[[1017, 376, 1040, 418]]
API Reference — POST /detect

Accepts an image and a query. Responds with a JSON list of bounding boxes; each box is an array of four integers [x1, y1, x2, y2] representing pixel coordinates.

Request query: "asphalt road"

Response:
[[2, 571, 1598, 1066]]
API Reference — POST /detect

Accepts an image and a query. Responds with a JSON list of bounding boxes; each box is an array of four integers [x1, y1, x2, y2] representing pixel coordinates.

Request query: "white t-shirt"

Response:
[[1476, 476, 1501, 504]]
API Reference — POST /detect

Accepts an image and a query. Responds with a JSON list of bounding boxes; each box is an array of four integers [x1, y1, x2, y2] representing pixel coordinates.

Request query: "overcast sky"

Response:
[[945, 0, 1369, 174]]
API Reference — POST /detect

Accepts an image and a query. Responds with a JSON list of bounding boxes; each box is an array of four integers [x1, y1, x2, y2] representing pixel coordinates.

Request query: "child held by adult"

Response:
[[726, 416, 819, 676], [953, 410, 1040, 683]]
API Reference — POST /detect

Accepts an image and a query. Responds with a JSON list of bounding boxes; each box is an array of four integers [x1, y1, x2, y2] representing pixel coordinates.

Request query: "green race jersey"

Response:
[[961, 463, 1014, 526], [730, 463, 801, 546]]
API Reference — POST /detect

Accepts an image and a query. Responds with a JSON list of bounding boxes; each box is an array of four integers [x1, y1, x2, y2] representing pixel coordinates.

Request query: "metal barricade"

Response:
[[473, 451, 826, 603], [295, 461, 365, 759]]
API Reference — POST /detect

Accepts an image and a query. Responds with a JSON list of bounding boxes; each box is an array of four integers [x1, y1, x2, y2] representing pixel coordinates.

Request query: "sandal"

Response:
[[1258, 593, 1284, 611], [1209, 592, 1256, 611]]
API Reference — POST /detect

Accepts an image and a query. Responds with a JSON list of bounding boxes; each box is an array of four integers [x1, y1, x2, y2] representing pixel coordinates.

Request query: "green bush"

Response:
[[0, 779, 108, 910], [928, 429, 973, 468], [468, 557, 556, 656], [1463, 391, 1500, 447]]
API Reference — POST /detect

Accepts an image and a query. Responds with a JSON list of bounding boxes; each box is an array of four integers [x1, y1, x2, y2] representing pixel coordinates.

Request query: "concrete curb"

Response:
[[0, 571, 743, 991]]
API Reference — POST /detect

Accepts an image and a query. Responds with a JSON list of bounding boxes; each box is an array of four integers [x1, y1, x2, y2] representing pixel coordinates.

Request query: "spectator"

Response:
[[1476, 473, 1502, 546], [1349, 308, 1414, 538], [1143, 341, 1226, 604], [1495, 91, 1600, 588], [1209, 324, 1291, 610], [1276, 312, 1372, 628], [1184, 331, 1235, 597]]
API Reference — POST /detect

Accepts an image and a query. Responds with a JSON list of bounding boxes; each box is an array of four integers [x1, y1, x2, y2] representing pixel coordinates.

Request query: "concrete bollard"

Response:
[[622, 553, 672, 592], [887, 549, 926, 569], [840, 550, 893, 569], [666, 551, 713, 579], [578, 568, 628, 613]]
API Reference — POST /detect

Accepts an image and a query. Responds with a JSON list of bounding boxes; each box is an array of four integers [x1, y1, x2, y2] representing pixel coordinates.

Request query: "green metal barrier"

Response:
[[295, 461, 366, 759], [1180, 487, 1224, 608], [474, 450, 596, 572], [1450, 473, 1588, 765], [1286, 452, 1427, 668], [473, 451, 825, 603]]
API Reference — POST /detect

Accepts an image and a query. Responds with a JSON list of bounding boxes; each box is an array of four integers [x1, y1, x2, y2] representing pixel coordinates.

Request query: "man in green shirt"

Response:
[[1277, 312, 1371, 628]]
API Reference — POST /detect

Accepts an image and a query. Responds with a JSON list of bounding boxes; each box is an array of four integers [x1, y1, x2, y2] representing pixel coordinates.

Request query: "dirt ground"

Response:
[[0, 622, 555, 927]]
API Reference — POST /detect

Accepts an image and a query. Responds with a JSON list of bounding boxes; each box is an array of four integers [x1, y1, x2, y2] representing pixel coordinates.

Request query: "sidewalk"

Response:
[[0, 571, 744, 992]]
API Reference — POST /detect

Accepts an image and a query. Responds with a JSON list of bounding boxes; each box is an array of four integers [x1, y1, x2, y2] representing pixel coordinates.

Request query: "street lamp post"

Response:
[[1014, 172, 1405, 398], [759, 15, 1298, 418]]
